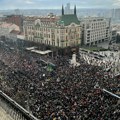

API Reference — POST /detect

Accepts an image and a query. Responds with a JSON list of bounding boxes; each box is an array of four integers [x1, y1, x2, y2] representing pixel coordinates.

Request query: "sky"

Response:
[[0, 0, 120, 10]]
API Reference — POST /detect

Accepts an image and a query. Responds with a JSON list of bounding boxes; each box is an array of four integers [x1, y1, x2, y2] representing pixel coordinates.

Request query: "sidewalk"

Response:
[[0, 107, 14, 120], [97, 41, 109, 49]]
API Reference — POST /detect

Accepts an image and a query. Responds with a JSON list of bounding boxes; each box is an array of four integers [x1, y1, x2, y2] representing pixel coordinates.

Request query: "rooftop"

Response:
[[59, 14, 80, 26], [10, 30, 20, 34], [0, 23, 13, 28]]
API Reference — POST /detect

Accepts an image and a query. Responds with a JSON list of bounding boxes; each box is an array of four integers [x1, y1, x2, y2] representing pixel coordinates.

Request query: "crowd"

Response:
[[0, 40, 120, 120], [80, 49, 120, 77]]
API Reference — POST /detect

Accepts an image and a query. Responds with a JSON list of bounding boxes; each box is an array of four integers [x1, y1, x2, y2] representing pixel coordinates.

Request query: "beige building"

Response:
[[23, 6, 81, 48], [81, 17, 111, 46]]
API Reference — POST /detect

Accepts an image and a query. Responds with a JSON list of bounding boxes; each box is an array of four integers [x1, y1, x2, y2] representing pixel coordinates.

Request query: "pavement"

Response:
[[97, 41, 110, 49], [0, 106, 14, 120]]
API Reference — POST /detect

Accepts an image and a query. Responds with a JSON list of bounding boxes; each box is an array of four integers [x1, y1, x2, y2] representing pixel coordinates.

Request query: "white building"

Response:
[[65, 3, 71, 14], [81, 17, 111, 46], [111, 29, 117, 43]]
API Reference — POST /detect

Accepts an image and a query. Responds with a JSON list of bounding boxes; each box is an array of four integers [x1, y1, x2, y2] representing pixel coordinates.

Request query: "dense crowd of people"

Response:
[[0, 40, 120, 120]]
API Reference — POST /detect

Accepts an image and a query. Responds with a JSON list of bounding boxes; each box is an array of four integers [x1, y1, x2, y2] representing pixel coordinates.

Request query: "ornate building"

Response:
[[23, 6, 81, 48]]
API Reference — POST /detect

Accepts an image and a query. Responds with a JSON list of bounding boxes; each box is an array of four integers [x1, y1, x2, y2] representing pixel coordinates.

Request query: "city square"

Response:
[[0, 1, 120, 120]]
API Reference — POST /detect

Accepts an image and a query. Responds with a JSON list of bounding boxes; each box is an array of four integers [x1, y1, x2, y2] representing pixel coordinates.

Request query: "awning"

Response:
[[31, 50, 52, 55]]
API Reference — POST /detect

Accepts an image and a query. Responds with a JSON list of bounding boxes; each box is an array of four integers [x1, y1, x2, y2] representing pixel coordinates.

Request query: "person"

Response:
[[0, 40, 119, 120]]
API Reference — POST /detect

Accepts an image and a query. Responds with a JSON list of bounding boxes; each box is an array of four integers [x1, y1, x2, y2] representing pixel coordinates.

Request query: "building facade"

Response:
[[3, 15, 23, 31], [0, 22, 20, 38], [81, 17, 111, 46], [111, 29, 117, 43], [23, 6, 81, 48], [65, 3, 71, 14]]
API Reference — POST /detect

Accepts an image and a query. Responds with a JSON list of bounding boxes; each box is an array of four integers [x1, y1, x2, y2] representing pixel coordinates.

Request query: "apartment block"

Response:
[[81, 17, 111, 46]]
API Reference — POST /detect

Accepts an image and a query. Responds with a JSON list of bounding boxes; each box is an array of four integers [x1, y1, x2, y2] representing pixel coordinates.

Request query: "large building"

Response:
[[23, 6, 81, 48], [81, 17, 111, 46], [111, 29, 117, 43], [3, 15, 23, 31], [65, 3, 71, 14], [0, 22, 20, 38], [114, 9, 120, 20]]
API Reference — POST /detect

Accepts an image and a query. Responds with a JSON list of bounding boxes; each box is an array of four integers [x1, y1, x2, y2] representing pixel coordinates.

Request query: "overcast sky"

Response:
[[0, 0, 120, 9]]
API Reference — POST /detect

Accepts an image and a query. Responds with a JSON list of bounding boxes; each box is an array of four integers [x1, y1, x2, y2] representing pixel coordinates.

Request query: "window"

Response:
[[66, 36, 68, 40], [66, 29, 67, 33]]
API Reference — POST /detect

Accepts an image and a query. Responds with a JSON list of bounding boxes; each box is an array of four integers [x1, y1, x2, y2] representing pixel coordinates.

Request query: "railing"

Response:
[[102, 89, 120, 99], [0, 90, 39, 120]]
